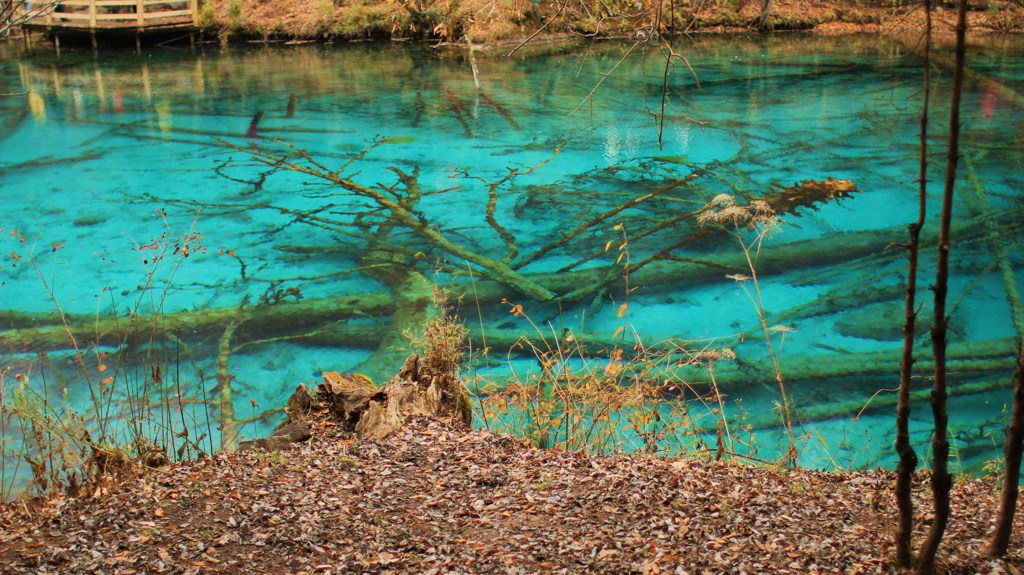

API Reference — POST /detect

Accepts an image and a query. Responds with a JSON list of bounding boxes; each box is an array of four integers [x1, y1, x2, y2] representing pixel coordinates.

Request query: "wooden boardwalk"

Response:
[[23, 0, 198, 47]]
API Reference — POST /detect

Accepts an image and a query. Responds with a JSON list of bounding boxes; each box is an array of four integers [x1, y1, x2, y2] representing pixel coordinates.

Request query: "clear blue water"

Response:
[[1, 34, 1022, 493]]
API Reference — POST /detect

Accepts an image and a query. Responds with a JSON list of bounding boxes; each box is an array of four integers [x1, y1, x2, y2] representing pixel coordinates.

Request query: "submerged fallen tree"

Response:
[[2, 202, 1018, 355]]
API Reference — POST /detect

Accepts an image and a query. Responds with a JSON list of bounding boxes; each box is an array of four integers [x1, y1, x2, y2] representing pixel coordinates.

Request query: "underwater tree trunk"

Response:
[[348, 193, 439, 378], [896, 0, 930, 566], [0, 291, 396, 351], [2, 210, 1020, 367], [726, 371, 1015, 435], [912, 42, 1024, 110], [216, 321, 242, 451], [917, 0, 967, 571], [989, 347, 1024, 558], [223, 142, 557, 302], [960, 157, 1024, 342]]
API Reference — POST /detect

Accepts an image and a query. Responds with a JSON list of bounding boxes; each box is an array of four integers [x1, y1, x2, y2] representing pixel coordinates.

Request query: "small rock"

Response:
[[272, 418, 312, 443]]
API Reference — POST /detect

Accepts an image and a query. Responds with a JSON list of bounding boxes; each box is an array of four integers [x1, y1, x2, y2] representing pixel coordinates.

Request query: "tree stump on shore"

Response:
[[317, 355, 472, 440]]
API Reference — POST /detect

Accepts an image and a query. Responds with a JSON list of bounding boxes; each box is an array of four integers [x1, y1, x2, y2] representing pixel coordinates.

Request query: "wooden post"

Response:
[[89, 0, 98, 53]]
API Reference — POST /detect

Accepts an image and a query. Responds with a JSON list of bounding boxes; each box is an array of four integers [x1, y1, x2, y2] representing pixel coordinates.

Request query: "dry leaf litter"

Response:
[[2, 414, 1024, 574]]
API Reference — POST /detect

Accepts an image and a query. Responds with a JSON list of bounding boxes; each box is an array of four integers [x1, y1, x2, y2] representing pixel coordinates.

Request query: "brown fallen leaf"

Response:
[[641, 560, 662, 575]]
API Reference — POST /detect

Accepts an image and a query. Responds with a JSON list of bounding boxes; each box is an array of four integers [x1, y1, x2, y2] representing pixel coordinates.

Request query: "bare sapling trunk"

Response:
[[895, 0, 931, 567], [988, 346, 1024, 558], [916, 0, 968, 572], [755, 0, 773, 31]]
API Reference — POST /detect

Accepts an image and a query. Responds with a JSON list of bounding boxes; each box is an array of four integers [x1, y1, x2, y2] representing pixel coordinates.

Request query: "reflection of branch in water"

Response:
[[478, 91, 521, 130], [412, 89, 425, 128], [446, 90, 474, 138], [568, 41, 644, 118]]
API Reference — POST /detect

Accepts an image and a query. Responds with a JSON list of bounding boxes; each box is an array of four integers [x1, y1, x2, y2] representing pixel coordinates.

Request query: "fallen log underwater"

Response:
[[2, 186, 1019, 444], [464, 333, 1019, 438], [2, 308, 1016, 440], [1, 202, 1018, 353], [741, 373, 1017, 436], [2, 294, 1016, 392]]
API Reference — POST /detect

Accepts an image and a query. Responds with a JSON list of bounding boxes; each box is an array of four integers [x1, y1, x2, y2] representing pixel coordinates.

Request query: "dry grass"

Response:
[[198, 0, 1024, 42]]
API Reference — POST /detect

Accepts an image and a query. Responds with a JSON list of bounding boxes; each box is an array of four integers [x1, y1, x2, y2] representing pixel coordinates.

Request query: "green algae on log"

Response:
[[1, 204, 1020, 354], [219, 138, 558, 302]]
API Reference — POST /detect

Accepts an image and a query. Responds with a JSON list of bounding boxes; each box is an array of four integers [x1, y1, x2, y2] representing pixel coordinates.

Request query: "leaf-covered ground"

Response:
[[2, 415, 1024, 574]]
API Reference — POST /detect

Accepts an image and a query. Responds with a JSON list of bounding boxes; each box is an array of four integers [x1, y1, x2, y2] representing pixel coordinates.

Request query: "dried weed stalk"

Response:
[[699, 194, 798, 467], [0, 212, 222, 500]]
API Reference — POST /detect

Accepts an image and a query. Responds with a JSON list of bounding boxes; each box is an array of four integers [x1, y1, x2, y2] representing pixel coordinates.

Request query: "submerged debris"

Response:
[[760, 177, 859, 215]]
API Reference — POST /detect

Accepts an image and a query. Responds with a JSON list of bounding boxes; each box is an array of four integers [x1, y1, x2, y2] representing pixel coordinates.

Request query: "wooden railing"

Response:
[[27, 0, 197, 30]]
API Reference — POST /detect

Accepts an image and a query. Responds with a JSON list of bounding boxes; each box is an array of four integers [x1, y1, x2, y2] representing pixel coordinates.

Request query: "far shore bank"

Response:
[[189, 0, 1024, 44], [4, 0, 1021, 55]]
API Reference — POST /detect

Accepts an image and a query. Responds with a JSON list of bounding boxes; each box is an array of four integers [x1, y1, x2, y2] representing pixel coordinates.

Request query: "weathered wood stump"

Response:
[[238, 384, 314, 452], [317, 355, 472, 440], [317, 371, 376, 430]]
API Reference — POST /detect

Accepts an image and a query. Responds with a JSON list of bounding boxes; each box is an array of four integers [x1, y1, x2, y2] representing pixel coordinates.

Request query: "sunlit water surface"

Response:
[[1, 34, 1022, 493]]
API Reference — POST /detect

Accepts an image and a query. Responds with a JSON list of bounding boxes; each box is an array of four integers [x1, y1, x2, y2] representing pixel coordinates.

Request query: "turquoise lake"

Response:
[[1, 33, 1022, 494]]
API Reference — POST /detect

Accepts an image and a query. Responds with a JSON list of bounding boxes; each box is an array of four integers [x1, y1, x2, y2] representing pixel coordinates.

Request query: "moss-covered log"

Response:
[[0, 291, 395, 351], [720, 373, 1019, 435], [1, 207, 1019, 357]]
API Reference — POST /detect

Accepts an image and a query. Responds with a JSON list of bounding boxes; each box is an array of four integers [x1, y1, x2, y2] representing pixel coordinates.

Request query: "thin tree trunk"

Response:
[[895, 0, 931, 566], [916, 0, 968, 571], [988, 347, 1024, 558], [755, 0, 773, 31]]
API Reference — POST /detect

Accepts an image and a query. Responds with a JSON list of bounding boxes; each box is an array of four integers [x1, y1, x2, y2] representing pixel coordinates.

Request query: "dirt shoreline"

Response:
[[200, 0, 1024, 44], [3, 414, 1024, 574]]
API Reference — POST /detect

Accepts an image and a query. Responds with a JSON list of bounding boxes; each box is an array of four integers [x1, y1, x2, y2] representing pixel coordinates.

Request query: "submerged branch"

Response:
[[515, 173, 699, 269], [219, 138, 557, 302], [4, 207, 1019, 355]]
